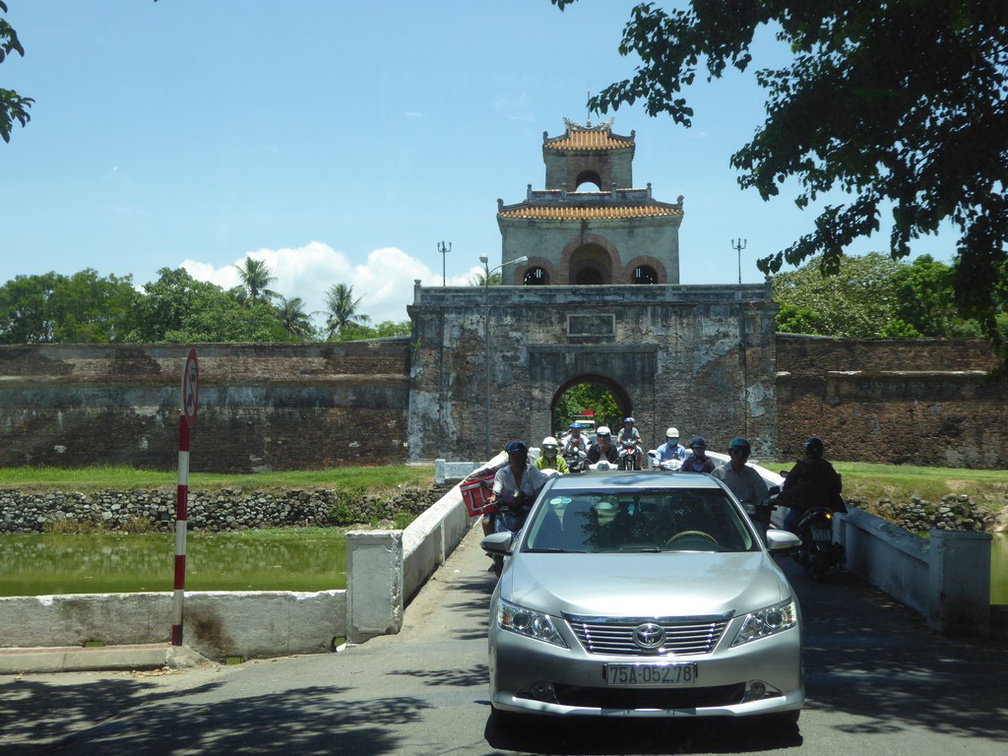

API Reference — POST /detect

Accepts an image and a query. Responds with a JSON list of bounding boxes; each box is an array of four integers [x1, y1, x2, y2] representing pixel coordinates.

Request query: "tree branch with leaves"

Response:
[[552, 0, 1008, 368]]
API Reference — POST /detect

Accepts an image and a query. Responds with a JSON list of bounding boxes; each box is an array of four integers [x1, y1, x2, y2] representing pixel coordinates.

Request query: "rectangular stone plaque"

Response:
[[567, 314, 616, 337]]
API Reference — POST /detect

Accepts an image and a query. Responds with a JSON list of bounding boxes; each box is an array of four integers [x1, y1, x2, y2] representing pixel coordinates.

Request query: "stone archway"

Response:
[[549, 374, 633, 434]]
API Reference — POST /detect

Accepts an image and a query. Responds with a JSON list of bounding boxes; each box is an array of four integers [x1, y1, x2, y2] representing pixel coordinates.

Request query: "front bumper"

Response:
[[489, 614, 803, 718]]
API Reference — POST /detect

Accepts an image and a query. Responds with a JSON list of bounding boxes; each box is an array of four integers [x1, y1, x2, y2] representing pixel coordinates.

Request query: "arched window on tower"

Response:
[[524, 267, 549, 285], [574, 170, 602, 191], [633, 265, 658, 284]]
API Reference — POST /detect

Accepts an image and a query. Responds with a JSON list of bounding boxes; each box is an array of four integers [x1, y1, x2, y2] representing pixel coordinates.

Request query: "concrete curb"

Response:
[[0, 643, 213, 675]]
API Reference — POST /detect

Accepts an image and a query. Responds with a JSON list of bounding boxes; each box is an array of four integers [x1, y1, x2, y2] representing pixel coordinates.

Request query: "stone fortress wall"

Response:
[[0, 334, 1004, 472]]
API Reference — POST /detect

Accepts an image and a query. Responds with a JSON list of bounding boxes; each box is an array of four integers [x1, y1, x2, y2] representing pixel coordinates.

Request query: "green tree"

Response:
[[552, 383, 620, 436], [0, 2, 34, 143], [553, 0, 1008, 364], [469, 271, 502, 287], [0, 272, 61, 342], [774, 253, 904, 338], [324, 283, 370, 339], [890, 256, 982, 338], [331, 319, 411, 342], [127, 267, 290, 343], [235, 257, 278, 306], [275, 295, 316, 340], [49, 269, 139, 343], [0, 269, 138, 343]]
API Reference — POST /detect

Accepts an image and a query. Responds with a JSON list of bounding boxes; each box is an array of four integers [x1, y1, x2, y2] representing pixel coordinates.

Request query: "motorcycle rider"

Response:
[[587, 426, 619, 466], [713, 437, 771, 537], [654, 427, 689, 465], [534, 436, 569, 473], [563, 423, 589, 455], [681, 436, 716, 473], [482, 440, 551, 536], [781, 436, 846, 532], [617, 416, 643, 470]]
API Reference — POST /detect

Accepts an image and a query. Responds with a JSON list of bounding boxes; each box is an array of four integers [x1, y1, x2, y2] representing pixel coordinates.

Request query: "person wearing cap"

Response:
[[680, 436, 716, 473], [482, 440, 551, 536], [563, 423, 588, 455], [713, 437, 772, 537], [534, 436, 569, 473], [617, 416, 643, 470], [587, 426, 619, 465], [781, 436, 846, 532], [654, 427, 689, 464]]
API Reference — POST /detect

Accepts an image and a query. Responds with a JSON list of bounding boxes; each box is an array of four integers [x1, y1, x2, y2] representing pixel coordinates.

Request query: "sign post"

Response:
[[172, 348, 198, 646]]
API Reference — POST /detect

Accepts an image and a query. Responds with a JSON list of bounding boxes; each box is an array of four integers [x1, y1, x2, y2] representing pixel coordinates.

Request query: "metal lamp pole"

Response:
[[481, 254, 528, 462], [732, 238, 747, 285], [438, 241, 451, 286]]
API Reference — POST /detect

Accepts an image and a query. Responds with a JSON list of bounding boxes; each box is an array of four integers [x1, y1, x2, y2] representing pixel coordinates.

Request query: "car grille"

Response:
[[564, 614, 731, 656], [553, 682, 746, 709]]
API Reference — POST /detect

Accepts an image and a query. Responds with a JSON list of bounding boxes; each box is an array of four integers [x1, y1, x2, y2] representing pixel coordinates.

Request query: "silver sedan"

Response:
[[482, 471, 803, 724]]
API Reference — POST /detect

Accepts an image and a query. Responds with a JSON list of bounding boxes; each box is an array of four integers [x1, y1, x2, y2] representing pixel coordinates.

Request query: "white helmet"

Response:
[[596, 426, 611, 437], [666, 427, 680, 440], [542, 436, 558, 447]]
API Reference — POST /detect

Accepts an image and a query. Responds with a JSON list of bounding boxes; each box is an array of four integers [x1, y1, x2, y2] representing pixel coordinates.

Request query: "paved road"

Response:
[[1, 524, 1006, 755]]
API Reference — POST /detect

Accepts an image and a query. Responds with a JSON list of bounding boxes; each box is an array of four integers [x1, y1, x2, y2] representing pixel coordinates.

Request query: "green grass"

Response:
[[0, 464, 434, 492], [759, 459, 1008, 515], [832, 461, 1008, 513]]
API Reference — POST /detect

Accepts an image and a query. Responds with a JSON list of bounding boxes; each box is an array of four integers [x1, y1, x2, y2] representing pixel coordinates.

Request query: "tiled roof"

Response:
[[545, 129, 634, 151], [498, 204, 681, 220]]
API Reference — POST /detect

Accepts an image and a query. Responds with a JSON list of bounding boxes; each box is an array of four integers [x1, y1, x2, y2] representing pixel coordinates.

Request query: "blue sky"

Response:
[[1, 1, 957, 324]]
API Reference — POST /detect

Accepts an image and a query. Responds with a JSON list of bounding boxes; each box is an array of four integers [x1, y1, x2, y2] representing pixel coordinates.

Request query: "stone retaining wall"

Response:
[[0, 486, 444, 534]]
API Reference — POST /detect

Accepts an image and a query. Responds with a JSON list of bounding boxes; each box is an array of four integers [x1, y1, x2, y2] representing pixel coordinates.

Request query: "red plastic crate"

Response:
[[461, 474, 495, 516]]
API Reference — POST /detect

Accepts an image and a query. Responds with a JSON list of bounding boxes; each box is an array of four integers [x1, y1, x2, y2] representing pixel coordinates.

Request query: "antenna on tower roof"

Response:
[[586, 91, 592, 128]]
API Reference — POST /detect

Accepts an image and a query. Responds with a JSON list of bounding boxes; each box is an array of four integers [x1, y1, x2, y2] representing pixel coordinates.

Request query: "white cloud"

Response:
[[181, 242, 484, 327]]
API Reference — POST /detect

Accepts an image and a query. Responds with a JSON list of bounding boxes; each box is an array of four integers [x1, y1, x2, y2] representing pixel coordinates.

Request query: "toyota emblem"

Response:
[[632, 622, 666, 649]]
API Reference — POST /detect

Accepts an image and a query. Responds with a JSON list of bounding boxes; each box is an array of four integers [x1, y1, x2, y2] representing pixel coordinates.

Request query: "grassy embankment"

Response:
[[0, 464, 433, 492], [761, 460, 1008, 526]]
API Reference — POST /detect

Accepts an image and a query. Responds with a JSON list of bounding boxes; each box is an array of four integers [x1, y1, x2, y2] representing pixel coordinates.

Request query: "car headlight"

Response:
[[496, 599, 568, 648], [731, 598, 798, 647]]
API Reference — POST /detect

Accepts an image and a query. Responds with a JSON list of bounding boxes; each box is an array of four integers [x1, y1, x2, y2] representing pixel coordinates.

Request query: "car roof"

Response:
[[543, 471, 723, 493]]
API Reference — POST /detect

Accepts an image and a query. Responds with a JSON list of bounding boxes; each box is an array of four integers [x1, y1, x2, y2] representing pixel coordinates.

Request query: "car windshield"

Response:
[[522, 488, 758, 553]]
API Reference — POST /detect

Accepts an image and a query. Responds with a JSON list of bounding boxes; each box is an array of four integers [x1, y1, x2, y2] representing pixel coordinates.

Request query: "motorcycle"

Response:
[[617, 439, 641, 470], [563, 447, 588, 474], [484, 489, 533, 576], [793, 505, 844, 582], [647, 449, 682, 471]]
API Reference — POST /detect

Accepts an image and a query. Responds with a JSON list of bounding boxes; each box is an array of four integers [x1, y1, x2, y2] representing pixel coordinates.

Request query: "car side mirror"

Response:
[[481, 531, 513, 555], [765, 528, 800, 552]]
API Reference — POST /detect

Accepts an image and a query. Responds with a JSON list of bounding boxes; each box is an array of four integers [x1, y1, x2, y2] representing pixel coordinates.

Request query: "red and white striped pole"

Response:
[[171, 416, 189, 645], [173, 348, 198, 646]]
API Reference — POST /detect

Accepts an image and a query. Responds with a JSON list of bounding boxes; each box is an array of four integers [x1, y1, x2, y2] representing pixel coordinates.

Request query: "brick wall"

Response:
[[0, 342, 411, 473], [775, 335, 1007, 467]]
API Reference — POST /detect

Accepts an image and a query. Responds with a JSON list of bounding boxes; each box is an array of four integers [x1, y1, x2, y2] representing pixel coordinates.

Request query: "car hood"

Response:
[[502, 552, 790, 618]]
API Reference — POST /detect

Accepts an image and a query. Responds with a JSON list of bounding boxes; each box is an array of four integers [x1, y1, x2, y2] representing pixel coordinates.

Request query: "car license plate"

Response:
[[605, 662, 698, 687], [812, 526, 831, 541]]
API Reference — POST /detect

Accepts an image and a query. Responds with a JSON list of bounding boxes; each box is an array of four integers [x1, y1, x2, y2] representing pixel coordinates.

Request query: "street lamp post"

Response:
[[481, 254, 528, 461], [438, 241, 451, 286]]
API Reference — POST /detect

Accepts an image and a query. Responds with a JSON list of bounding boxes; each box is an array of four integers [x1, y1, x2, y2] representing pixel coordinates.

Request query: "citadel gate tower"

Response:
[[407, 120, 778, 461]]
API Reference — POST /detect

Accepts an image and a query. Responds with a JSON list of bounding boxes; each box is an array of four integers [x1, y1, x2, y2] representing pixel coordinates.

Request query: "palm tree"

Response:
[[469, 270, 502, 287], [276, 295, 315, 340], [324, 283, 370, 338], [235, 257, 278, 305]]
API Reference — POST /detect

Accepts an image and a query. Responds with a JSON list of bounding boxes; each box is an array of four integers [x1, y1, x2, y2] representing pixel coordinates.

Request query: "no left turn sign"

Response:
[[182, 348, 199, 427]]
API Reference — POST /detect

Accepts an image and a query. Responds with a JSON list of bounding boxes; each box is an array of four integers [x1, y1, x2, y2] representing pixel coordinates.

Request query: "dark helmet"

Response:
[[689, 436, 707, 449], [804, 437, 825, 457], [728, 437, 751, 453], [505, 440, 528, 456], [623, 416, 635, 424]]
